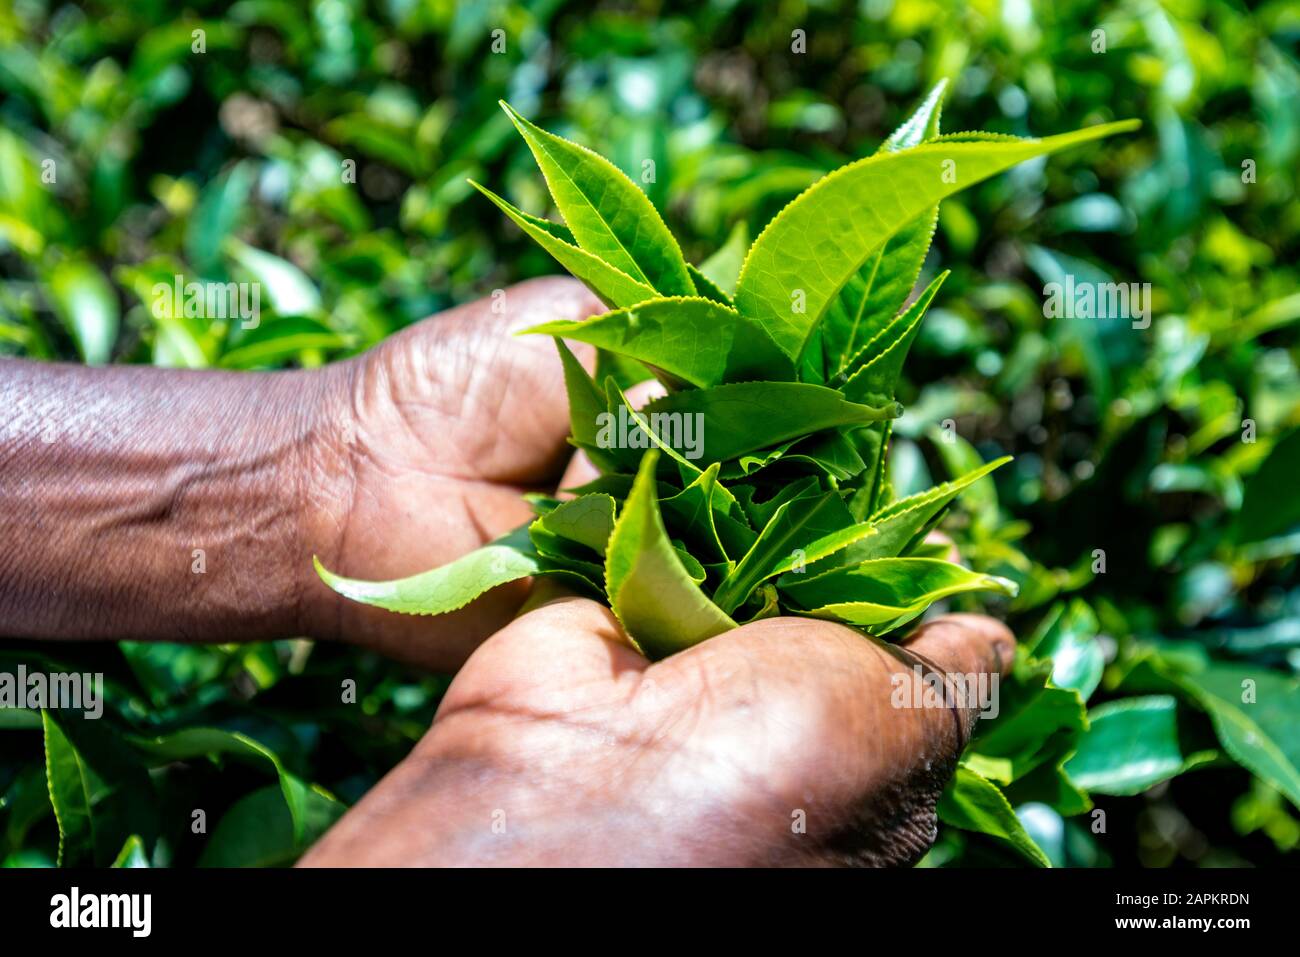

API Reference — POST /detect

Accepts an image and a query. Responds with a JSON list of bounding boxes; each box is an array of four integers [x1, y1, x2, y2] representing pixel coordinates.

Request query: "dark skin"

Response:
[[1, 277, 1013, 866], [301, 598, 1012, 866], [1, 277, 593, 667]]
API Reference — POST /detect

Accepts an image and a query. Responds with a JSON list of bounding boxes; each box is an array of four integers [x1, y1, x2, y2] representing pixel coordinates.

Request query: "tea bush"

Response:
[[1, 0, 1297, 866]]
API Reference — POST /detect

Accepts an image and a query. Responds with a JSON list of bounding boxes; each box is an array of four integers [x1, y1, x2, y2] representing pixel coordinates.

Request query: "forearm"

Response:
[[0, 358, 349, 643]]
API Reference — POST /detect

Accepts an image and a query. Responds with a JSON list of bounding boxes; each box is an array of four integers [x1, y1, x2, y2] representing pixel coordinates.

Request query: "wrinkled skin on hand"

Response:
[[304, 278, 603, 669], [302, 598, 1013, 867]]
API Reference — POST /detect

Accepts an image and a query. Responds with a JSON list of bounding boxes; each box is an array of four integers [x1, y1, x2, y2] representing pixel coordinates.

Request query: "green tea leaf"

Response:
[[605, 378, 705, 475], [523, 296, 793, 389], [871, 454, 1010, 524], [673, 542, 708, 583], [733, 121, 1140, 359], [554, 339, 620, 472], [735, 475, 822, 528], [737, 583, 782, 623], [722, 441, 795, 479], [884, 81, 947, 149], [45, 259, 119, 365], [841, 271, 947, 404], [43, 712, 155, 867], [778, 557, 1017, 630], [816, 81, 948, 375], [665, 462, 748, 564], [1066, 696, 1215, 795], [816, 211, 938, 378], [1027, 599, 1104, 699], [849, 421, 893, 520], [661, 462, 755, 564], [696, 220, 749, 295], [530, 493, 617, 557], [930, 429, 1001, 530], [314, 526, 546, 617], [1177, 664, 1300, 810], [3, 765, 53, 850], [198, 785, 345, 867], [1000, 761, 1092, 818], [713, 491, 863, 614], [128, 727, 331, 845], [471, 180, 656, 308], [641, 381, 899, 465], [500, 101, 695, 297], [781, 430, 869, 481], [938, 766, 1052, 867], [42, 711, 99, 867], [186, 160, 253, 274], [228, 239, 320, 316], [1238, 429, 1300, 544], [219, 317, 347, 369], [686, 264, 732, 305], [0, 707, 43, 730], [842, 455, 1011, 562], [968, 661, 1088, 782], [111, 834, 150, 868], [606, 450, 736, 658]]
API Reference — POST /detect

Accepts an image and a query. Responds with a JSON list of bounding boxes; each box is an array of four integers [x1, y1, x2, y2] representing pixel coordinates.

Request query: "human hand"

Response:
[[302, 595, 1013, 867], [302, 277, 602, 669]]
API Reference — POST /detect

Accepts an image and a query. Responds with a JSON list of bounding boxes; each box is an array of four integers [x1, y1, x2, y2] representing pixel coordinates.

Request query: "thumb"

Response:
[[815, 613, 1013, 866], [896, 613, 1016, 753]]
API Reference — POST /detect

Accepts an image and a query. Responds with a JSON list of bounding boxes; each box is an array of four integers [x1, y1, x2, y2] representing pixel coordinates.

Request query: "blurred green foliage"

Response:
[[1, 0, 1297, 867]]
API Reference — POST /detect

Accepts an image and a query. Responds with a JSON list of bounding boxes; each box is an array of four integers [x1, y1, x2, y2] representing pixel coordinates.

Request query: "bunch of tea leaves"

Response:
[[317, 84, 1138, 864], [318, 86, 1136, 652]]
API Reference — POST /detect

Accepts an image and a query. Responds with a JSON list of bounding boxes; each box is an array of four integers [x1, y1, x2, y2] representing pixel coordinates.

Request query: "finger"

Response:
[[512, 577, 596, 619], [443, 275, 604, 339], [922, 530, 961, 564], [557, 448, 599, 495], [642, 614, 1014, 863], [385, 277, 604, 485], [330, 578, 532, 673], [434, 596, 647, 724], [900, 612, 1015, 681], [896, 612, 1016, 744], [624, 378, 669, 405]]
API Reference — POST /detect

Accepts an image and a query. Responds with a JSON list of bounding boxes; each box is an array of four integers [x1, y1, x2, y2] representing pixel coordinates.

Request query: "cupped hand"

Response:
[[302, 596, 1014, 867], [301, 277, 602, 669]]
